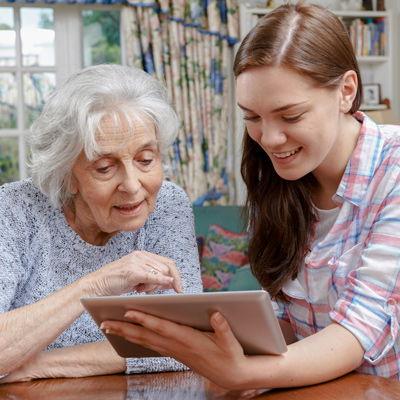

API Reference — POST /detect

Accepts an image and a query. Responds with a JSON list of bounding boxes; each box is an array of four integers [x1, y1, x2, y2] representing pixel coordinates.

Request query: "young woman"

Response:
[[101, 3, 400, 387]]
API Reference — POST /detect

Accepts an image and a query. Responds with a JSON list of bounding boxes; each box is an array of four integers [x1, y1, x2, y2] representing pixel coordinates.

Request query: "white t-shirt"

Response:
[[311, 206, 340, 250]]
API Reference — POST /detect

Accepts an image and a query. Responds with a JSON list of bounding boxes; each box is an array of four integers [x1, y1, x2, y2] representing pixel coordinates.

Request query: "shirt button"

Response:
[[387, 305, 394, 314]]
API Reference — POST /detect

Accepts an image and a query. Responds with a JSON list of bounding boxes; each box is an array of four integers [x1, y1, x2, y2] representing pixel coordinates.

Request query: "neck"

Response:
[[62, 202, 117, 246], [312, 113, 361, 210], [312, 184, 338, 210]]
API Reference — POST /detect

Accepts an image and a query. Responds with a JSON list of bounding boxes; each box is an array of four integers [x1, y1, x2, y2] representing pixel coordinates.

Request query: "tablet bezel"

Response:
[[80, 290, 287, 358]]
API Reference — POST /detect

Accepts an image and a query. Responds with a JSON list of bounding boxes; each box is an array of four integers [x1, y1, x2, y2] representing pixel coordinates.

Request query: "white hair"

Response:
[[28, 64, 180, 208]]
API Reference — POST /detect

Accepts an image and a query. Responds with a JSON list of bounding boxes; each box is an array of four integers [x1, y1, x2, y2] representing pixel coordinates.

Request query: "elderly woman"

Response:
[[0, 64, 202, 383]]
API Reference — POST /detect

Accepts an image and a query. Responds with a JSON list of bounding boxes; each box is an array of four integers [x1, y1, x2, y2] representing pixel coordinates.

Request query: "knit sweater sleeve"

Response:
[[0, 183, 31, 314], [0, 182, 35, 379], [125, 181, 203, 374]]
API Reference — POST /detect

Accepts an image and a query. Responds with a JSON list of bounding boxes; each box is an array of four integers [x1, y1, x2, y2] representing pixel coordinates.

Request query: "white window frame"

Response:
[[0, 1, 123, 180]]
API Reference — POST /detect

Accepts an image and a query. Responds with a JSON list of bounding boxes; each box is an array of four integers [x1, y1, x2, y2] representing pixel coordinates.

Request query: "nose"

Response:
[[259, 121, 288, 149], [117, 165, 141, 195]]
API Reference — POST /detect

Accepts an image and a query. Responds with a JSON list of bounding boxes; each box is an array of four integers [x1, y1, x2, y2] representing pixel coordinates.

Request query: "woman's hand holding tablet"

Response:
[[80, 290, 287, 358]]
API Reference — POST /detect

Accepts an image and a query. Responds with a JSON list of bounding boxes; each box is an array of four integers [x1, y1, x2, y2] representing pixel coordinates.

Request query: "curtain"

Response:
[[121, 0, 239, 205], [5, 0, 239, 204]]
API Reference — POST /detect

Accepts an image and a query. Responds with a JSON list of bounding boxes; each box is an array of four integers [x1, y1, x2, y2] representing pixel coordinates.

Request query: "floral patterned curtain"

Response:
[[121, 0, 239, 205]]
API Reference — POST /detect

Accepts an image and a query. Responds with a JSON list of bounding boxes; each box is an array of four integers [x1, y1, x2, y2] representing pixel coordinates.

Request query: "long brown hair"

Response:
[[234, 3, 362, 301]]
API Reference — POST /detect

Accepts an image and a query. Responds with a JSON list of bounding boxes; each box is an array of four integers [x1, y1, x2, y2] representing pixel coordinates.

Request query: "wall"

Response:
[[392, 1, 400, 120]]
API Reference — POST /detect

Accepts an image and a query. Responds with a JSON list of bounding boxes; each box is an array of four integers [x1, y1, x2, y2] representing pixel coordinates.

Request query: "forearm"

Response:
[[239, 322, 365, 389], [0, 250, 182, 376], [0, 341, 126, 384], [0, 279, 87, 375]]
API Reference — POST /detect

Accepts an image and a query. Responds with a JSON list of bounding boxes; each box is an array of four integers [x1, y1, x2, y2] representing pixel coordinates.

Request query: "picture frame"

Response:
[[362, 0, 373, 11], [363, 83, 381, 105]]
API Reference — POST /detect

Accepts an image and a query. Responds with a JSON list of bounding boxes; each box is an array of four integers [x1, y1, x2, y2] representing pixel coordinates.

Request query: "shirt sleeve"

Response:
[[125, 356, 189, 374], [330, 174, 400, 364], [0, 187, 30, 314], [125, 181, 202, 374], [0, 186, 32, 379]]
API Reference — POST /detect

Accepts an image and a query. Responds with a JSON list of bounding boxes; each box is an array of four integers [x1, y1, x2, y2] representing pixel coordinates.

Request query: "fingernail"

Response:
[[214, 312, 223, 324], [124, 311, 136, 319], [100, 323, 109, 330]]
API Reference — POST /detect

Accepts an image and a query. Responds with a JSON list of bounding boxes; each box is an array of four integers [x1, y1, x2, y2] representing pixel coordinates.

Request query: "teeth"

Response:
[[117, 205, 137, 210], [273, 148, 300, 159]]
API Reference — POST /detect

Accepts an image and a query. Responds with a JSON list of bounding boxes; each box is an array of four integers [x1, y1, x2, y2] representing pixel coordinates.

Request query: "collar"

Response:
[[334, 111, 386, 208]]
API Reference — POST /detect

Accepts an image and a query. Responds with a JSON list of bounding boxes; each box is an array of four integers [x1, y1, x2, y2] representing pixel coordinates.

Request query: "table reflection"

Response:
[[0, 370, 399, 400], [0, 371, 263, 400]]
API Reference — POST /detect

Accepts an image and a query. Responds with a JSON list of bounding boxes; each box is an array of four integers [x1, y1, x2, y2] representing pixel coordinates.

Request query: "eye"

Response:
[[243, 115, 260, 122], [97, 166, 111, 173], [136, 150, 156, 168], [93, 158, 114, 174], [139, 159, 153, 166], [282, 113, 303, 122]]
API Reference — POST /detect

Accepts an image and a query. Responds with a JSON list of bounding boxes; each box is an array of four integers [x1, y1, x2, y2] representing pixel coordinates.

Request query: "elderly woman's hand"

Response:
[[82, 250, 183, 297]]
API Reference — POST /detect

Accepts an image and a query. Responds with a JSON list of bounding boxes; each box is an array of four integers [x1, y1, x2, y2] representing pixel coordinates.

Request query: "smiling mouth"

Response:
[[272, 147, 301, 159], [115, 202, 142, 210]]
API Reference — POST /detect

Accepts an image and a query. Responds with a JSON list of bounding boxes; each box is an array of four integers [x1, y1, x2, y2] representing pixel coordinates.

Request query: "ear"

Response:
[[67, 172, 79, 195], [339, 70, 358, 113]]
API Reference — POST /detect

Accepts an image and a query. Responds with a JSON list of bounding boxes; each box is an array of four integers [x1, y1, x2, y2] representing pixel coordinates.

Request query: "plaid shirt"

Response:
[[273, 112, 400, 379]]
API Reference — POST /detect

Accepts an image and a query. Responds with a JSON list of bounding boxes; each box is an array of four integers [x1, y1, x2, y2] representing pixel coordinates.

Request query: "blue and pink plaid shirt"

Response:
[[273, 112, 400, 379]]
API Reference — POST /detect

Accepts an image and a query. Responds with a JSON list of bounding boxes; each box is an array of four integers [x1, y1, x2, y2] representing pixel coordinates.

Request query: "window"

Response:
[[82, 10, 121, 67], [0, 2, 122, 184]]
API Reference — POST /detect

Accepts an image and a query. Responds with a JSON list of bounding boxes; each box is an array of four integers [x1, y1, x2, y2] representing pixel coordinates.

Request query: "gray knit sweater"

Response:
[[0, 178, 203, 374]]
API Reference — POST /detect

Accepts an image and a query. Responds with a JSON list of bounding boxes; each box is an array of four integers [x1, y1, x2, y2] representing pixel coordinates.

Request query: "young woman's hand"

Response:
[[81, 250, 183, 297], [99, 314, 366, 390], [100, 310, 250, 389]]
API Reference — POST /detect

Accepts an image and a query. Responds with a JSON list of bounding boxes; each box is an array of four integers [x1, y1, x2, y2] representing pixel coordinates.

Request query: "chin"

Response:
[[122, 218, 150, 232], [275, 170, 306, 181]]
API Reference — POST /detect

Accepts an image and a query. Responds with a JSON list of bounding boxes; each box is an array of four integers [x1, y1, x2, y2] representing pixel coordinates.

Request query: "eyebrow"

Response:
[[237, 101, 308, 114]]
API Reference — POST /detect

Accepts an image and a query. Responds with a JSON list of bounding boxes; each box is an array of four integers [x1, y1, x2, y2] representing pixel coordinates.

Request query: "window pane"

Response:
[[82, 10, 121, 67], [0, 8, 15, 67], [21, 8, 55, 67], [0, 137, 19, 184], [0, 73, 17, 129], [23, 72, 56, 128]]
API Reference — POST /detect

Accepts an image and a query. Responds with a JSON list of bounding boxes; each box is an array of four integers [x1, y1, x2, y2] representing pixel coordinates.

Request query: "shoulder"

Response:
[[359, 117, 400, 196], [155, 180, 192, 211], [147, 180, 193, 227], [0, 178, 55, 223], [1, 178, 49, 204], [379, 124, 400, 149], [357, 114, 400, 168], [376, 124, 400, 169], [361, 113, 400, 149], [1, 179, 36, 208], [1, 178, 32, 195], [157, 180, 190, 200]]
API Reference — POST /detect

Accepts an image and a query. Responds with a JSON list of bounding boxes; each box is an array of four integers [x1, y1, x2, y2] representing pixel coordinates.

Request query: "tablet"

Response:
[[80, 290, 287, 358]]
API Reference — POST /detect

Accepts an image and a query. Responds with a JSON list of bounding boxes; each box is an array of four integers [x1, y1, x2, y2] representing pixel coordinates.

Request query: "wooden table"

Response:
[[0, 370, 399, 399]]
